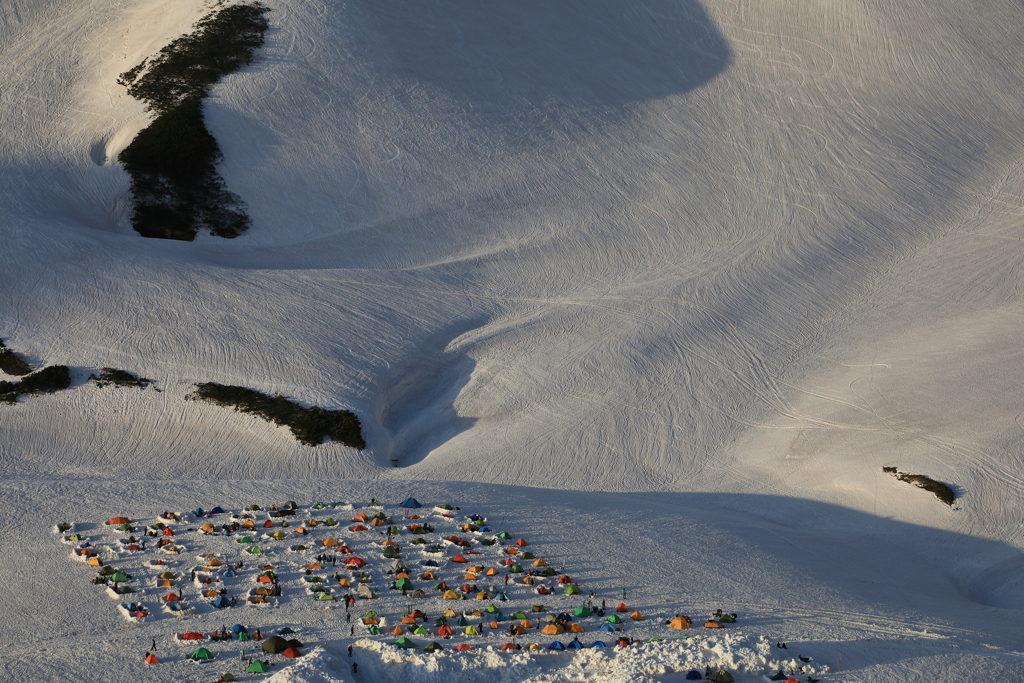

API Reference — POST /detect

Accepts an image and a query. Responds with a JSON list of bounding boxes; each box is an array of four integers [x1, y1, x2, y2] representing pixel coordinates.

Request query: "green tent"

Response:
[[306, 576, 322, 583], [247, 546, 262, 554], [189, 647, 214, 661], [263, 636, 288, 654], [246, 660, 270, 673], [509, 564, 524, 573], [237, 631, 250, 641], [364, 610, 379, 618], [317, 592, 334, 600], [368, 626, 381, 635], [485, 604, 500, 614], [314, 502, 326, 509], [394, 636, 416, 649], [512, 611, 528, 620], [563, 584, 583, 595], [607, 614, 623, 623], [110, 572, 129, 583], [413, 626, 430, 635], [324, 517, 337, 526], [542, 567, 557, 576], [573, 606, 592, 617], [100, 566, 116, 576], [118, 523, 133, 531], [769, 672, 788, 681], [237, 536, 254, 544], [395, 577, 414, 591], [520, 551, 535, 559], [497, 532, 511, 539], [424, 641, 443, 653], [720, 614, 737, 623], [437, 504, 454, 511]]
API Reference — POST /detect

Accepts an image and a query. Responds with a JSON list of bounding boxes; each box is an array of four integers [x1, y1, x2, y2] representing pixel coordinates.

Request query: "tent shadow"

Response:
[[357, 0, 731, 136]]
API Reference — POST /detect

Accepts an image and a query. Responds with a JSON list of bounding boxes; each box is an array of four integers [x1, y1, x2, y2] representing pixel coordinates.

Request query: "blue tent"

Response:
[[599, 623, 617, 632], [548, 641, 565, 651], [193, 507, 205, 517], [278, 627, 296, 635], [232, 624, 247, 634], [685, 672, 701, 680], [210, 506, 225, 514], [222, 568, 237, 577], [592, 641, 607, 648], [401, 497, 422, 508], [421, 560, 439, 567], [211, 596, 230, 609], [567, 639, 585, 649]]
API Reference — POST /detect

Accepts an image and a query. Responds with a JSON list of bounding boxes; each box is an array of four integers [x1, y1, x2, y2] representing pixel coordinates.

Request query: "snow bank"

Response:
[[340, 634, 825, 683]]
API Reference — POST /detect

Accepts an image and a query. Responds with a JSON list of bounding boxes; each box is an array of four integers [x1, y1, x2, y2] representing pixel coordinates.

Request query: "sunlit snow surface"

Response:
[[2, 0, 1024, 680]]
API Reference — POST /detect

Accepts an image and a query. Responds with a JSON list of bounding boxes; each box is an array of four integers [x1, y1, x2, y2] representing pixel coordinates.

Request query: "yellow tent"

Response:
[[541, 624, 564, 635], [442, 608, 457, 618], [528, 643, 542, 650], [442, 590, 460, 600], [669, 616, 691, 630], [87, 557, 103, 567], [476, 591, 490, 600], [464, 626, 480, 636], [323, 538, 339, 547], [532, 559, 548, 567]]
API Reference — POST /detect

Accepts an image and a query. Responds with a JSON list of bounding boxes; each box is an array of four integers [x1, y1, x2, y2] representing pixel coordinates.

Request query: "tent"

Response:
[[181, 632, 204, 640], [532, 558, 548, 567], [401, 497, 421, 508], [568, 623, 585, 633], [563, 584, 583, 595], [517, 538, 528, 546], [367, 626, 381, 635], [464, 626, 480, 636], [219, 674, 237, 682], [246, 661, 270, 673], [189, 648, 214, 661], [629, 611, 644, 621], [443, 590, 460, 600], [210, 506, 225, 514], [357, 583, 374, 599], [686, 672, 702, 681], [278, 627, 296, 634], [606, 614, 623, 623], [394, 637, 416, 649], [263, 636, 288, 654], [709, 671, 735, 683], [573, 606, 592, 618], [541, 624, 564, 635], [107, 517, 130, 525], [282, 647, 302, 658], [395, 578, 414, 591], [236, 632, 250, 642], [211, 596, 230, 608], [414, 626, 430, 635], [720, 613, 737, 623], [669, 616, 691, 630], [424, 641, 443, 652], [455, 644, 472, 652], [548, 641, 565, 650], [599, 623, 617, 632], [704, 620, 724, 629], [501, 642, 520, 650], [616, 603, 628, 612], [144, 654, 158, 664], [567, 638, 585, 649], [452, 555, 468, 563]]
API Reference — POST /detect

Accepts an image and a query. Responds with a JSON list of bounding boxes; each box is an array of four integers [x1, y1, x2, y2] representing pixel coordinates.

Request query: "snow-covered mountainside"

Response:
[[2, 0, 1024, 680]]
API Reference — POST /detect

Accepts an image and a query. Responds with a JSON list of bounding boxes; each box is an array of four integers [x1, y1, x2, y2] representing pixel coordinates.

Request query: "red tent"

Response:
[[181, 632, 203, 640], [145, 654, 159, 664], [559, 575, 573, 584], [344, 557, 366, 568], [263, 520, 273, 528], [455, 644, 472, 651], [162, 528, 175, 536], [350, 525, 368, 531], [165, 594, 179, 602], [516, 539, 528, 547], [616, 603, 628, 612], [451, 555, 467, 563], [437, 625, 453, 638], [501, 642, 520, 650], [282, 647, 302, 658]]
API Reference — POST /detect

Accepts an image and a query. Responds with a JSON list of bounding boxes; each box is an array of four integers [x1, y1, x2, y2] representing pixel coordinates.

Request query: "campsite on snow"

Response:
[[3, 0, 1024, 681]]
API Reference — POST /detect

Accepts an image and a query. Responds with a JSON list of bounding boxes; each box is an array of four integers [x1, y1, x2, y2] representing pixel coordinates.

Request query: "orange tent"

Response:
[[87, 557, 103, 567], [569, 623, 585, 633], [363, 618, 378, 625], [469, 566, 484, 573], [629, 611, 644, 621], [107, 517, 130, 525], [489, 621, 499, 629], [200, 523, 217, 533], [263, 520, 273, 528], [258, 575, 274, 583], [455, 644, 472, 651], [521, 576, 535, 585], [350, 525, 368, 531], [207, 559, 223, 567], [392, 625, 404, 635], [338, 578, 351, 587], [704, 620, 724, 629], [323, 538, 339, 546], [541, 624, 564, 635], [306, 519, 318, 527], [464, 573, 478, 580], [145, 654, 159, 664], [401, 616, 417, 625], [505, 548, 519, 555], [352, 513, 369, 523], [669, 616, 691, 630], [308, 563, 323, 570], [162, 528, 175, 536], [371, 518, 384, 526], [616, 603, 628, 612], [421, 571, 436, 580], [396, 572, 410, 579], [520, 619, 535, 628], [516, 539, 528, 547], [242, 519, 256, 528], [532, 559, 548, 567], [295, 527, 308, 534], [485, 568, 499, 576]]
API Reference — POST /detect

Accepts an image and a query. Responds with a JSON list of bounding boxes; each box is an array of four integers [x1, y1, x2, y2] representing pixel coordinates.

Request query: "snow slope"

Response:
[[2, 0, 1024, 680]]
